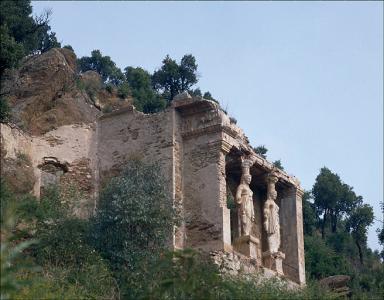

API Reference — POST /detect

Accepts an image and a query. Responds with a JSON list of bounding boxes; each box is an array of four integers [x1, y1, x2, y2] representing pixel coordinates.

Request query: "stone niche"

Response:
[[96, 92, 306, 286]]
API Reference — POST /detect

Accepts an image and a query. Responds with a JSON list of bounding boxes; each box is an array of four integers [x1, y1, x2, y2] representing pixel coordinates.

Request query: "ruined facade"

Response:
[[0, 92, 305, 285]]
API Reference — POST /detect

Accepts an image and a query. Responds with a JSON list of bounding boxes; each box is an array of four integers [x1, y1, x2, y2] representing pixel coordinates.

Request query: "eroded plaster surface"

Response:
[[0, 93, 306, 285]]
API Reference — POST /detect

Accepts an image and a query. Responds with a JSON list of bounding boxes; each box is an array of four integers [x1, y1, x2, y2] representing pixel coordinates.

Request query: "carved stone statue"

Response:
[[263, 175, 280, 253], [236, 173, 254, 236]]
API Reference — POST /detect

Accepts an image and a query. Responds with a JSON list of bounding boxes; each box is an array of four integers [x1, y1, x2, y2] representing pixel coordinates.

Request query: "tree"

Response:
[[331, 183, 362, 233], [0, 0, 60, 77], [152, 54, 198, 102], [346, 204, 374, 264], [254, 145, 268, 159], [124, 66, 166, 113], [62, 44, 74, 51], [273, 160, 284, 171], [313, 167, 363, 239], [203, 91, 216, 101], [0, 25, 25, 77], [190, 88, 202, 97], [78, 50, 124, 85], [378, 202, 384, 259], [302, 191, 318, 235], [312, 167, 343, 239]]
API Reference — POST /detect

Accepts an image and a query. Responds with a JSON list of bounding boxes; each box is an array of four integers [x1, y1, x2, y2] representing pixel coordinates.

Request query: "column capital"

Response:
[[266, 171, 279, 184], [220, 140, 232, 154]]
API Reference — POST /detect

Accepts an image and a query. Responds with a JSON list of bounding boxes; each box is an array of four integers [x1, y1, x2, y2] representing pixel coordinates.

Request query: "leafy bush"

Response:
[[90, 160, 175, 272], [62, 44, 74, 51], [105, 83, 114, 93], [305, 235, 352, 279], [0, 180, 38, 299], [117, 82, 131, 99], [0, 97, 11, 122]]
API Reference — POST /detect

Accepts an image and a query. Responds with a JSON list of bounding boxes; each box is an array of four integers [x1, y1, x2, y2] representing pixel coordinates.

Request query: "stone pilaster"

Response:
[[280, 186, 306, 285]]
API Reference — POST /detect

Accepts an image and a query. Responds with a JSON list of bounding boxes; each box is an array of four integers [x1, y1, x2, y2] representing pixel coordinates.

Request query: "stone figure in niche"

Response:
[[236, 173, 255, 236], [263, 175, 280, 253]]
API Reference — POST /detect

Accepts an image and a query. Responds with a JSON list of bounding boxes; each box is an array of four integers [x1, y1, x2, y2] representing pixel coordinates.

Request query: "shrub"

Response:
[[0, 180, 38, 299], [62, 45, 74, 51], [90, 160, 175, 272], [105, 83, 114, 93], [305, 235, 352, 279], [0, 97, 11, 122], [117, 82, 131, 99]]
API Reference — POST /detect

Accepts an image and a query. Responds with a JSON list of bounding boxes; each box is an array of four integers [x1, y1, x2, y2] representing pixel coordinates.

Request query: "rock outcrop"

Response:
[[1, 48, 100, 135], [0, 48, 131, 135]]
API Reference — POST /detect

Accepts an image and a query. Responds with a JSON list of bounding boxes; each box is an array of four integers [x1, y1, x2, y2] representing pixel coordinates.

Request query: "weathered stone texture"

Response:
[[0, 123, 98, 213], [0, 93, 306, 286]]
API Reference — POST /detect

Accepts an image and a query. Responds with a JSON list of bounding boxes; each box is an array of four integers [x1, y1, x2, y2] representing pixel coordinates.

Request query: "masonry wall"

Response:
[[0, 123, 98, 217], [97, 107, 174, 186]]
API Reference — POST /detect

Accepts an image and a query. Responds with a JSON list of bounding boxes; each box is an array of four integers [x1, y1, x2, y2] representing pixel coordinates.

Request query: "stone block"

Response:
[[234, 235, 260, 261], [263, 250, 285, 276]]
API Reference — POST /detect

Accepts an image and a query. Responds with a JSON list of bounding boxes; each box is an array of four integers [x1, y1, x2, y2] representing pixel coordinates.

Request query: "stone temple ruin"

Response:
[[0, 92, 305, 286]]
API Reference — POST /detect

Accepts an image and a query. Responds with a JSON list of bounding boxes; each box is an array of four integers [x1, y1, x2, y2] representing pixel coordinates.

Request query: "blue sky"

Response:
[[32, 1, 383, 250]]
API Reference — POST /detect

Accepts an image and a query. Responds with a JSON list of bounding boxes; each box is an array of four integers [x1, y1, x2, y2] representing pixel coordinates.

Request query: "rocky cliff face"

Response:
[[1, 48, 99, 135], [0, 48, 130, 135]]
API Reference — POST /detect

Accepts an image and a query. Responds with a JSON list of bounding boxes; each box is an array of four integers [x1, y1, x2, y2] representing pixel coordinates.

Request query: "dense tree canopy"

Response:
[[312, 167, 362, 238], [0, 0, 60, 77], [152, 54, 198, 101], [304, 166, 381, 298], [346, 204, 374, 264], [78, 50, 124, 85]]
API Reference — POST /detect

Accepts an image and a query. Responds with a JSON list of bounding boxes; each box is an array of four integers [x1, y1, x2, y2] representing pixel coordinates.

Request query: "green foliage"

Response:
[[117, 81, 131, 99], [254, 145, 268, 159], [0, 97, 11, 123], [313, 167, 362, 238], [78, 49, 124, 85], [124, 66, 166, 113], [90, 160, 175, 272], [62, 44, 74, 51], [133, 249, 335, 300], [0, 179, 38, 300], [105, 83, 114, 93], [305, 236, 352, 279], [302, 191, 317, 235], [79, 74, 102, 102], [190, 88, 202, 97], [377, 202, 384, 259], [0, 25, 25, 76], [203, 91, 216, 102], [152, 54, 198, 102], [0, 0, 60, 76], [346, 204, 374, 264], [272, 159, 284, 171]]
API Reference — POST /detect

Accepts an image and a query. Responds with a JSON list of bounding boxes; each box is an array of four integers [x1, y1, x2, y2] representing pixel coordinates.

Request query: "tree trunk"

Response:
[[355, 240, 363, 265], [322, 210, 327, 239], [331, 214, 338, 233]]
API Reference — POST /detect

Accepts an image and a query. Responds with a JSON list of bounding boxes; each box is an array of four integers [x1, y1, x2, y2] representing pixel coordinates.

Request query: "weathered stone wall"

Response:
[[1, 95, 306, 286], [97, 106, 174, 190], [0, 123, 98, 217]]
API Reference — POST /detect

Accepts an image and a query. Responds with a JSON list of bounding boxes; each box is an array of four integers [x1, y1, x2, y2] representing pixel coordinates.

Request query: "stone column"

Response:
[[233, 158, 260, 262], [280, 185, 306, 285], [221, 141, 233, 252], [262, 173, 285, 276]]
